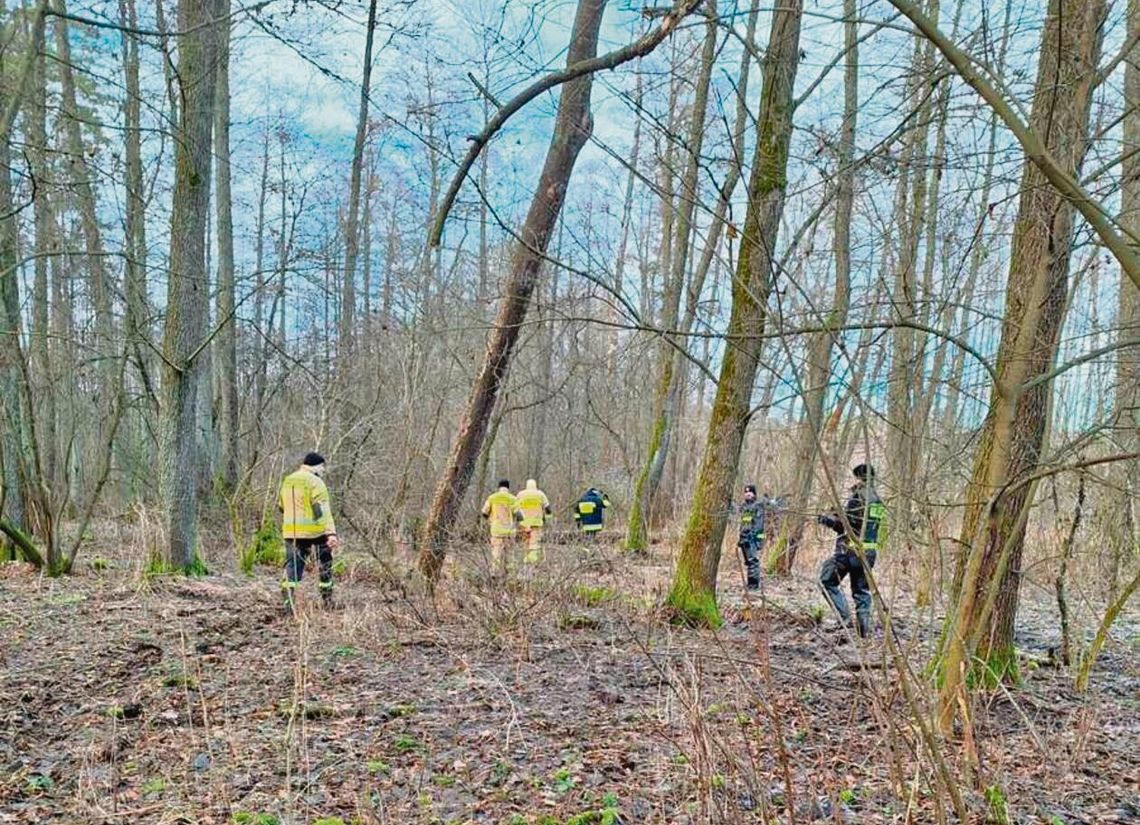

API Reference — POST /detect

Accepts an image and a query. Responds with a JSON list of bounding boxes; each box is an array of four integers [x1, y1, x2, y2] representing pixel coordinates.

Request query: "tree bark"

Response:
[[213, 0, 238, 492], [341, 0, 378, 346], [418, 0, 610, 581], [938, 0, 1106, 731], [666, 0, 803, 625], [158, 0, 225, 570], [780, 0, 857, 574], [626, 5, 717, 550], [1114, 0, 1140, 599]]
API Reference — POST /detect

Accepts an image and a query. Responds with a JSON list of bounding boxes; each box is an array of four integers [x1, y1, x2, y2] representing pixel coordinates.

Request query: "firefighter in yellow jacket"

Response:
[[280, 452, 339, 610], [515, 479, 552, 562], [481, 479, 522, 574]]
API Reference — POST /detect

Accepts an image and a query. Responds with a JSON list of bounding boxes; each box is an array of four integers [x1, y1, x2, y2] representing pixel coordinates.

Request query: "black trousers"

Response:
[[284, 538, 333, 601], [738, 532, 762, 589], [820, 544, 876, 636]]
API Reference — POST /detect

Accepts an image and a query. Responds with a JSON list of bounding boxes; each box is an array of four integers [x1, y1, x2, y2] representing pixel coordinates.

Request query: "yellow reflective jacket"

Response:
[[516, 487, 550, 528], [280, 468, 336, 539], [481, 489, 521, 536]]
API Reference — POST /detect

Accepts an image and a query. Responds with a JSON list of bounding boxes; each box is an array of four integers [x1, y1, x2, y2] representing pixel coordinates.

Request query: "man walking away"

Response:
[[516, 479, 552, 562], [737, 484, 764, 591], [818, 463, 886, 637], [280, 452, 339, 612], [573, 488, 610, 538], [481, 479, 522, 574]]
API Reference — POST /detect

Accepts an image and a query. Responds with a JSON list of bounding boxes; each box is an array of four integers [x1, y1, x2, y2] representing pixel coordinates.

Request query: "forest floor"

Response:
[[0, 536, 1137, 825]]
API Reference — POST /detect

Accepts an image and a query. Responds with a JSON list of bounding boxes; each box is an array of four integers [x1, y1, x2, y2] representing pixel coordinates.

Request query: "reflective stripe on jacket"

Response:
[[516, 488, 550, 528], [482, 489, 521, 536], [574, 492, 609, 530], [280, 468, 335, 539]]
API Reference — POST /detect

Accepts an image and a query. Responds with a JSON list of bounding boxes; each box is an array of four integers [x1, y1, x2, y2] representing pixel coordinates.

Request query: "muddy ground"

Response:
[[0, 540, 1136, 824]]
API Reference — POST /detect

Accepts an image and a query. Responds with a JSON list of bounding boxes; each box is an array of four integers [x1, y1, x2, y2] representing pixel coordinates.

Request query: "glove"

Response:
[[327, 534, 341, 550]]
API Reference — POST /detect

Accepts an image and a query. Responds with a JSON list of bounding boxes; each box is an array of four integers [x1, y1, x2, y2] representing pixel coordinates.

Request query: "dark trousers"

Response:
[[738, 533, 761, 590], [284, 538, 333, 604], [820, 544, 876, 636]]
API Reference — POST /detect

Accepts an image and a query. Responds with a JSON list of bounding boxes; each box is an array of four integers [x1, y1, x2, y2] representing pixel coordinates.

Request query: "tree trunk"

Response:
[[626, 5, 717, 550], [1114, 0, 1140, 600], [213, 0, 238, 492], [158, 0, 224, 571], [341, 0, 378, 346], [939, 0, 1106, 731], [418, 0, 609, 581], [780, 0, 857, 574], [54, 0, 115, 409], [29, 28, 55, 489], [666, 0, 803, 625]]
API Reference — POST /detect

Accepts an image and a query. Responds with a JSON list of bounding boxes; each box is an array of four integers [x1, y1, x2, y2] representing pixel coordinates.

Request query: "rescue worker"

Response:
[[481, 479, 523, 573], [280, 452, 339, 611], [737, 484, 764, 591], [817, 463, 886, 638], [573, 488, 610, 537], [515, 479, 552, 562]]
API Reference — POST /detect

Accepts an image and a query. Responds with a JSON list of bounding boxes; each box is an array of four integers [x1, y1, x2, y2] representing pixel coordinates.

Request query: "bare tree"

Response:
[[667, 0, 803, 625], [933, 0, 1107, 731], [418, 0, 610, 581], [214, 0, 238, 491], [158, 0, 225, 571]]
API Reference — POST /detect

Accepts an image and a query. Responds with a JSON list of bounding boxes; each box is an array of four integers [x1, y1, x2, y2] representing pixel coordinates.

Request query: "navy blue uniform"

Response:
[[818, 483, 885, 636]]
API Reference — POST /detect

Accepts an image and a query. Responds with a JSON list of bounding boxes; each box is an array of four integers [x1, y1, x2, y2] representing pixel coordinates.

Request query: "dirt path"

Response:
[[0, 545, 1136, 824]]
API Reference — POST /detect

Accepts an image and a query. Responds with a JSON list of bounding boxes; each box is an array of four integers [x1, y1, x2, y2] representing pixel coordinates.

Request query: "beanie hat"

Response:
[[853, 463, 874, 480], [303, 452, 326, 467]]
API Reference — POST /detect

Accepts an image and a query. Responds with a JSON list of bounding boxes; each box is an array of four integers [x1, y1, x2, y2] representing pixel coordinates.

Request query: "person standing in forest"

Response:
[[818, 464, 885, 638], [280, 452, 339, 612], [574, 487, 610, 538], [481, 479, 523, 574], [516, 479, 552, 562], [736, 484, 765, 591]]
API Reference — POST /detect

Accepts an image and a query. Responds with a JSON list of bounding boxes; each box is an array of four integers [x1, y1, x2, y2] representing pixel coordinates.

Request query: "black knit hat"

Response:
[[853, 463, 874, 480], [303, 452, 326, 467], [498, 479, 511, 489], [744, 484, 757, 494]]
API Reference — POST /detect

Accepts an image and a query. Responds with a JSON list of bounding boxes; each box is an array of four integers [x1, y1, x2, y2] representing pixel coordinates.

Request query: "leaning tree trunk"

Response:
[[938, 0, 1106, 732], [779, 0, 857, 575], [158, 0, 224, 571], [417, 0, 608, 581], [666, 0, 803, 626]]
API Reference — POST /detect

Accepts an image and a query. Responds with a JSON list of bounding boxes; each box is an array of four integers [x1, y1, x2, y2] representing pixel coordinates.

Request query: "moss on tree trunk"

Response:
[[665, 0, 803, 627]]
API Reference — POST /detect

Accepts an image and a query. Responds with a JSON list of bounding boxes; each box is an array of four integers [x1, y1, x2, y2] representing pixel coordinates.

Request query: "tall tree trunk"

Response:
[[54, 0, 116, 412], [418, 0, 610, 581], [626, 5, 717, 550], [29, 28, 55, 489], [341, 0, 378, 346], [938, 0, 1106, 732], [666, 0, 803, 625], [886, 1, 938, 542], [158, 0, 224, 570], [213, 0, 238, 492], [780, 0, 858, 574], [1115, 0, 1140, 598], [0, 1, 45, 541]]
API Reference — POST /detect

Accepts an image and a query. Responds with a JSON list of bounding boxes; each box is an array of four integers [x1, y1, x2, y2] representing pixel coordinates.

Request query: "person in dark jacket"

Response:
[[574, 488, 610, 536], [737, 484, 765, 590], [818, 464, 886, 637]]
